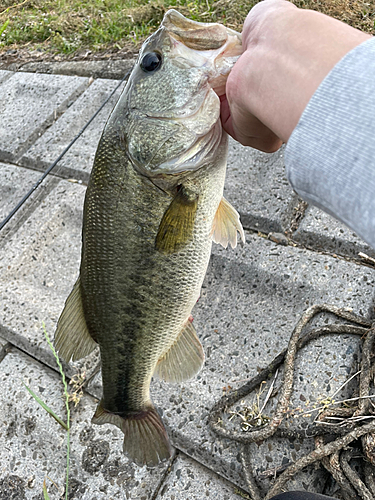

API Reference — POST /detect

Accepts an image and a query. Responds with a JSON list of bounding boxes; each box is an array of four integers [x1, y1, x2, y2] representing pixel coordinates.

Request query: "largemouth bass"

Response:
[[55, 9, 244, 467]]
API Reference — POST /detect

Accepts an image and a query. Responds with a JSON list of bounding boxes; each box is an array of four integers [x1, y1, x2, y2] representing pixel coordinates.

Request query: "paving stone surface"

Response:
[[21, 78, 126, 182], [155, 453, 244, 499], [0, 347, 169, 499], [0, 69, 13, 85], [0, 163, 60, 248], [293, 205, 375, 260], [0, 178, 98, 378], [224, 141, 299, 234], [2, 66, 375, 499], [86, 232, 375, 494], [0, 163, 44, 223], [0, 72, 89, 162]]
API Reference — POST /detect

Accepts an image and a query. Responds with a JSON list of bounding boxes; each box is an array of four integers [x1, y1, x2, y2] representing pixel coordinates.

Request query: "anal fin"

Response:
[[92, 402, 172, 467], [54, 277, 97, 362], [154, 319, 205, 383], [211, 197, 245, 249]]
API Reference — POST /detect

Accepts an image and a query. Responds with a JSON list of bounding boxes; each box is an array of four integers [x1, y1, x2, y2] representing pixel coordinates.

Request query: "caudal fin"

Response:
[[92, 401, 172, 467]]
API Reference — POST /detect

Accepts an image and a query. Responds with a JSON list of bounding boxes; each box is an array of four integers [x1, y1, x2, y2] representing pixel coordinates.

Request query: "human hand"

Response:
[[221, 0, 372, 152]]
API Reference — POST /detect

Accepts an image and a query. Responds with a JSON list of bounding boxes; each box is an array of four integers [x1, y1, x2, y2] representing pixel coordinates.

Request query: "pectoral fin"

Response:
[[211, 197, 245, 249], [54, 277, 97, 362], [154, 319, 204, 383], [155, 186, 198, 254]]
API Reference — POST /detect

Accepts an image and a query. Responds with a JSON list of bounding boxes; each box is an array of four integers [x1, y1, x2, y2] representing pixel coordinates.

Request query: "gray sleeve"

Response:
[[285, 37, 375, 249]]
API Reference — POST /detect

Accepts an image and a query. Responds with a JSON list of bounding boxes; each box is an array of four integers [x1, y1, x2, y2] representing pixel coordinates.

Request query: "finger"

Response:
[[220, 94, 237, 139], [228, 105, 283, 152]]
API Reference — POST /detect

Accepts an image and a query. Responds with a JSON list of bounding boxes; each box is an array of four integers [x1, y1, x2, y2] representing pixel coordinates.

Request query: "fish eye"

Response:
[[140, 52, 162, 73]]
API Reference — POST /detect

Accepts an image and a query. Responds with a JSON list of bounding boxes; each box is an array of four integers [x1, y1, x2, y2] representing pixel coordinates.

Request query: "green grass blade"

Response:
[[0, 19, 9, 37], [43, 323, 70, 425], [43, 479, 51, 500], [22, 382, 68, 431], [42, 323, 70, 500]]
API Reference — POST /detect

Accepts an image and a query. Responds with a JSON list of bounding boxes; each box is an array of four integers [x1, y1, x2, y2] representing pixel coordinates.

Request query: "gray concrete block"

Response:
[[224, 141, 298, 234], [20, 58, 136, 80], [0, 70, 13, 85], [0, 72, 89, 162], [20, 78, 126, 182], [156, 452, 244, 499], [0, 163, 42, 223], [86, 233, 375, 494], [0, 163, 60, 245], [0, 348, 169, 499], [293, 205, 375, 260], [0, 179, 97, 378]]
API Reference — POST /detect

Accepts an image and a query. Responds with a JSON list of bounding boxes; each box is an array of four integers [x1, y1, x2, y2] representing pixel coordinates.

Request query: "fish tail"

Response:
[[92, 401, 172, 467]]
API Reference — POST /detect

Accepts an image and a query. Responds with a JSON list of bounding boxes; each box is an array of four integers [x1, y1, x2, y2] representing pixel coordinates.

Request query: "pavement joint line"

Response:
[[287, 236, 375, 269], [0, 70, 131, 232], [244, 225, 375, 269], [0, 339, 75, 382]]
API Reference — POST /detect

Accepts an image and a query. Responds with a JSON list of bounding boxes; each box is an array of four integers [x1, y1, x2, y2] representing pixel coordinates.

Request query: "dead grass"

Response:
[[292, 0, 375, 33], [0, 0, 374, 58]]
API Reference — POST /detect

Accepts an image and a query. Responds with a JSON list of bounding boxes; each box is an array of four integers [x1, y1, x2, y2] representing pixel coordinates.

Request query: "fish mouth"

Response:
[[143, 12, 242, 175], [126, 10, 242, 178], [163, 9, 242, 97]]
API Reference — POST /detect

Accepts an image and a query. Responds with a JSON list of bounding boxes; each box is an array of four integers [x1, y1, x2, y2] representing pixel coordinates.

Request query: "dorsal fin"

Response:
[[154, 319, 204, 383], [211, 197, 245, 249], [54, 277, 97, 362]]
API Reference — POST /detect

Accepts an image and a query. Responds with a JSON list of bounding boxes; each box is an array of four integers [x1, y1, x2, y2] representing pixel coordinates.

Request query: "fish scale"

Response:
[[54, 9, 244, 466]]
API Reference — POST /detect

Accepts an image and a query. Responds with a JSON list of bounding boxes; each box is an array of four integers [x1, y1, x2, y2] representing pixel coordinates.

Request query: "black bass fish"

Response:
[[55, 9, 244, 467]]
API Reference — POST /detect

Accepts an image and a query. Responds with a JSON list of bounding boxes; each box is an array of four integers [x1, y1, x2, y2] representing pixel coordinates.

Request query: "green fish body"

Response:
[[55, 10, 244, 467]]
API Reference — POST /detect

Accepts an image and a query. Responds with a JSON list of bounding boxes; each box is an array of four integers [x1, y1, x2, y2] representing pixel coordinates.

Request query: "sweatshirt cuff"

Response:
[[285, 37, 375, 248]]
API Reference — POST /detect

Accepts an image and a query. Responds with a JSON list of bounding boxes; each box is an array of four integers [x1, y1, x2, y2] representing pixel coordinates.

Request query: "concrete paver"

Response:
[[0, 69, 13, 85], [0, 72, 89, 162], [0, 163, 44, 222], [225, 142, 298, 234], [293, 205, 375, 259], [20, 78, 126, 182], [0, 347, 169, 499], [0, 179, 98, 379]]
